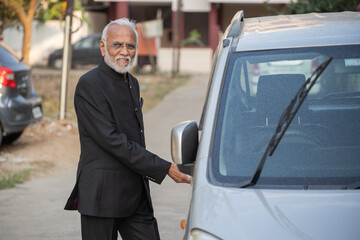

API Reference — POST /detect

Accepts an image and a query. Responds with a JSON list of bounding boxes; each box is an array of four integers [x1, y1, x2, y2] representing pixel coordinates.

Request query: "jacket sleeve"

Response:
[[74, 76, 171, 184]]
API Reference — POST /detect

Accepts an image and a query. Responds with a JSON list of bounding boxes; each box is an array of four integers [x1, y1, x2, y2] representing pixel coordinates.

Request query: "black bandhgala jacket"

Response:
[[64, 61, 171, 217]]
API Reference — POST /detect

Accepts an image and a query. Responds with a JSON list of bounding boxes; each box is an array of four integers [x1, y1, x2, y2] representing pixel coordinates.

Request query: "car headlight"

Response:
[[190, 229, 221, 240]]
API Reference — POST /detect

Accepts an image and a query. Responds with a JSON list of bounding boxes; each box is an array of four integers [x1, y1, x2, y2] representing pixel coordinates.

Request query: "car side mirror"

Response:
[[171, 121, 198, 175]]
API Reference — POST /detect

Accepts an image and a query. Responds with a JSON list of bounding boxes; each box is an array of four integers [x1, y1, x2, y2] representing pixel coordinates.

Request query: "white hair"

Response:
[[101, 18, 138, 47]]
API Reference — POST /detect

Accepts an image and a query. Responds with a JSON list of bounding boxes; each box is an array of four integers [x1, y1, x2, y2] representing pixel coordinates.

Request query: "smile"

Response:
[[117, 58, 129, 66]]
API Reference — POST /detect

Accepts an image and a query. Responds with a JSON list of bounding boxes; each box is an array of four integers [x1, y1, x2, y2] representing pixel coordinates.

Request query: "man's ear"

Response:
[[100, 40, 106, 57]]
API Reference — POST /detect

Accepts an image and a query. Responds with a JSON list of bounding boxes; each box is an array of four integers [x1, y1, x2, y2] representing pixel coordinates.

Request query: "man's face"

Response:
[[100, 24, 137, 74]]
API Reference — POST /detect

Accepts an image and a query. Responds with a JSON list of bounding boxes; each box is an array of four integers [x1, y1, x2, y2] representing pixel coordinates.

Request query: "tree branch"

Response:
[[0, 0, 27, 25], [27, 0, 39, 21]]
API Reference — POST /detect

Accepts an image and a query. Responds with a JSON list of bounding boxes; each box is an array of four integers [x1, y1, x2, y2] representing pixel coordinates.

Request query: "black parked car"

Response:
[[48, 34, 102, 69], [0, 42, 43, 145]]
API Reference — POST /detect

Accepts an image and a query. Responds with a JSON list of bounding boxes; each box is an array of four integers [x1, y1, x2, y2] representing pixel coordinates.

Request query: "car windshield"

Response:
[[211, 45, 360, 189]]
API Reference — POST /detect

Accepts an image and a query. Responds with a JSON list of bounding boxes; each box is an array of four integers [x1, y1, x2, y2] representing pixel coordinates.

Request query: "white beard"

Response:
[[104, 50, 134, 74]]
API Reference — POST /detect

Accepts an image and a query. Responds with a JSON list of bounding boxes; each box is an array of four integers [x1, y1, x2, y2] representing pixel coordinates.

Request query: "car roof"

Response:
[[235, 11, 360, 52]]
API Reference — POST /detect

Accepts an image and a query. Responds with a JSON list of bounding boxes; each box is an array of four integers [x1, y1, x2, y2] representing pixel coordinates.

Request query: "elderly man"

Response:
[[65, 18, 191, 240]]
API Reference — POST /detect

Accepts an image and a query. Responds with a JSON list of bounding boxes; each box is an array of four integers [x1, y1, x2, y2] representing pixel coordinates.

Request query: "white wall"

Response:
[[158, 47, 212, 74]]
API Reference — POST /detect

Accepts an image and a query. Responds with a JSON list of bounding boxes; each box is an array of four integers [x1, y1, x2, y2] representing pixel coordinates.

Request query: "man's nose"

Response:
[[119, 46, 129, 55]]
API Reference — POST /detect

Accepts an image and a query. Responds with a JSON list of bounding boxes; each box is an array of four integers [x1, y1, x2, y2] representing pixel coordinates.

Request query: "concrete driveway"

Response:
[[0, 73, 209, 240]]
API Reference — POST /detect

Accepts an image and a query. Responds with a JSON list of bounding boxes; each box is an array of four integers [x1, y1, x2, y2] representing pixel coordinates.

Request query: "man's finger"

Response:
[[184, 175, 191, 184], [179, 173, 191, 184]]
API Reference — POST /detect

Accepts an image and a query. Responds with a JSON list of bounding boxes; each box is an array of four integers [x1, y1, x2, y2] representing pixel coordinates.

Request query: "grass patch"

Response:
[[0, 160, 55, 190], [0, 169, 31, 190], [140, 76, 189, 113], [42, 98, 61, 119]]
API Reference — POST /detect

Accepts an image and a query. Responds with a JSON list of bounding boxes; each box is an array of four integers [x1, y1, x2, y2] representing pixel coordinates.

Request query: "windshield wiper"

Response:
[[240, 57, 333, 188]]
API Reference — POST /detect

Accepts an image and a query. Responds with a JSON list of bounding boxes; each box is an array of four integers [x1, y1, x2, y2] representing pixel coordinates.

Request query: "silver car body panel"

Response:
[[236, 12, 360, 52], [190, 183, 360, 240], [180, 11, 360, 240]]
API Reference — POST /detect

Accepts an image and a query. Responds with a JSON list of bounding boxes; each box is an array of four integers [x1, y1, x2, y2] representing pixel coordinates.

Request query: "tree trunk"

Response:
[[21, 18, 32, 63], [19, 0, 37, 64], [1, 0, 38, 64]]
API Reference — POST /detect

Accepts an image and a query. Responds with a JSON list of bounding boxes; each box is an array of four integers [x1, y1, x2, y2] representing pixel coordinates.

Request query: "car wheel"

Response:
[[2, 131, 23, 145], [53, 58, 63, 69]]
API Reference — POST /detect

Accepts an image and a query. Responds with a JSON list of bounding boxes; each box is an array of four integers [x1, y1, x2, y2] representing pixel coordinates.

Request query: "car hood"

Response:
[[190, 184, 360, 240]]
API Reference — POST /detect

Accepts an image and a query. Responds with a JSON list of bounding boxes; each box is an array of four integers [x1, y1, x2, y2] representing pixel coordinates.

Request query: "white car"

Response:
[[171, 11, 360, 240]]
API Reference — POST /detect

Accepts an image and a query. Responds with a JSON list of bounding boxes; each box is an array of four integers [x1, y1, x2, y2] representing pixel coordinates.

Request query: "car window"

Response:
[[211, 45, 360, 189], [73, 37, 95, 49], [0, 46, 20, 65]]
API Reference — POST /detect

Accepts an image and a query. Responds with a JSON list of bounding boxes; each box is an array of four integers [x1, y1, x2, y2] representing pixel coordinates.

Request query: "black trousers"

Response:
[[81, 197, 161, 240]]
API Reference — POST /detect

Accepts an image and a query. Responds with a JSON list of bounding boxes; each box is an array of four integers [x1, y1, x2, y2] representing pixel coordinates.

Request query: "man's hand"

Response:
[[168, 163, 191, 184]]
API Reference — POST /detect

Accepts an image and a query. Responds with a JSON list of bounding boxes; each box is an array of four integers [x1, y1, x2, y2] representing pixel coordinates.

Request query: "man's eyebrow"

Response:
[[111, 41, 136, 45]]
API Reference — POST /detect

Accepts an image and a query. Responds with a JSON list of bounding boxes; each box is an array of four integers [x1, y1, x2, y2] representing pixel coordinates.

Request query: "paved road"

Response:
[[0, 73, 209, 240], [145, 74, 208, 239]]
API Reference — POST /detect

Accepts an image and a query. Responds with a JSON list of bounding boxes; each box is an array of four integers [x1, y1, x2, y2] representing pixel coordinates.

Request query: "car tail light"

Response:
[[0, 66, 17, 88]]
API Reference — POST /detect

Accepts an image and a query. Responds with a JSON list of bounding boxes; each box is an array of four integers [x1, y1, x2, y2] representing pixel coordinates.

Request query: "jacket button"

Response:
[[135, 107, 138, 112]]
